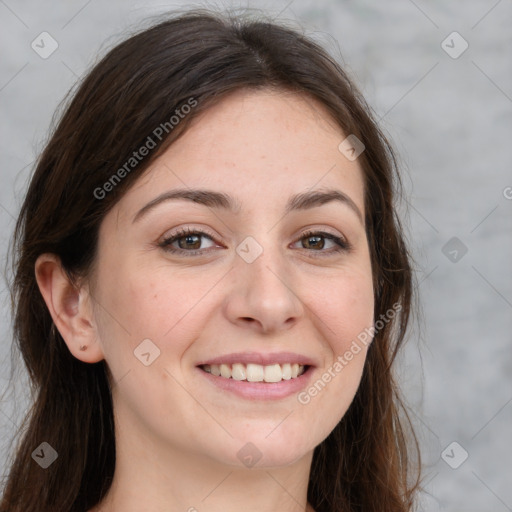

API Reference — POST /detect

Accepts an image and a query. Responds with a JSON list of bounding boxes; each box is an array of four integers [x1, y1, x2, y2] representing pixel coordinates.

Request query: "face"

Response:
[[89, 88, 374, 469]]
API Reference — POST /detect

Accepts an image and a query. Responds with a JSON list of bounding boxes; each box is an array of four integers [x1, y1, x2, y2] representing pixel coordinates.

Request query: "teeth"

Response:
[[231, 363, 246, 381], [220, 363, 231, 378], [246, 363, 264, 382], [202, 362, 306, 382], [264, 364, 282, 383]]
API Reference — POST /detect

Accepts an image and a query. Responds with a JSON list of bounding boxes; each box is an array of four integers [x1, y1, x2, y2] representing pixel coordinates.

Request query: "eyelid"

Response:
[[160, 225, 219, 243], [296, 227, 346, 243]]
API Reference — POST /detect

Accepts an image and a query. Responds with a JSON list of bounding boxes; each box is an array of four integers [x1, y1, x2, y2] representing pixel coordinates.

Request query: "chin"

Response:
[[221, 428, 316, 469]]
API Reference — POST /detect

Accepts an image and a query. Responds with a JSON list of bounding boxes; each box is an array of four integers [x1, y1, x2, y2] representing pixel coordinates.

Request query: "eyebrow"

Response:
[[132, 187, 364, 224]]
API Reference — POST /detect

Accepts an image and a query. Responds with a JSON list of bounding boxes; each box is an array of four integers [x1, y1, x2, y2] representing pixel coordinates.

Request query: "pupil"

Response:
[[306, 236, 323, 249], [180, 235, 200, 249]]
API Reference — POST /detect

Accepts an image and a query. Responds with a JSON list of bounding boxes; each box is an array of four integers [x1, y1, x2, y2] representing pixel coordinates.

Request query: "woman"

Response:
[[1, 8, 420, 512]]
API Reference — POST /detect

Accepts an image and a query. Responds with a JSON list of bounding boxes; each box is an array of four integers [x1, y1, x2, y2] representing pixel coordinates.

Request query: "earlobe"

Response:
[[35, 254, 104, 363]]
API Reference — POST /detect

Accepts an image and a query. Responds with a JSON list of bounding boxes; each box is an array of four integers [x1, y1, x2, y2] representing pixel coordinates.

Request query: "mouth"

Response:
[[199, 362, 308, 383], [195, 351, 316, 400]]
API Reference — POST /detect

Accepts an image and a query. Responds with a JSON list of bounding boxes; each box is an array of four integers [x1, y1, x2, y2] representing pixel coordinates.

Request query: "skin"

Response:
[[35, 88, 374, 512]]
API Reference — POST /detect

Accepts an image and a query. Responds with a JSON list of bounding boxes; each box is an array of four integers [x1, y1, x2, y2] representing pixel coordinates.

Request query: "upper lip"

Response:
[[196, 351, 317, 367]]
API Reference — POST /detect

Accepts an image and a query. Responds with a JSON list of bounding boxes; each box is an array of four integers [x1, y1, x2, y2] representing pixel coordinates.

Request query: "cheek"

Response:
[[94, 259, 221, 367], [296, 263, 373, 427], [311, 265, 375, 356], [92, 265, 213, 424]]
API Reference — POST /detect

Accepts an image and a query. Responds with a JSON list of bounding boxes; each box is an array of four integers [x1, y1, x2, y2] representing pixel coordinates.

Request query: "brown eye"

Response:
[[159, 227, 219, 255], [177, 234, 202, 250], [293, 230, 351, 256], [301, 234, 325, 250]]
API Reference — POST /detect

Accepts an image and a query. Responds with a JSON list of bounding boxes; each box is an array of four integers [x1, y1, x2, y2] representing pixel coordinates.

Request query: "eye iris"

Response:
[[303, 235, 324, 250], [179, 234, 201, 249]]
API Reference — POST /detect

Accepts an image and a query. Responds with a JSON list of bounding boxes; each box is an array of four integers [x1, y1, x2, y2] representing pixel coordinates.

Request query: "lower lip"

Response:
[[195, 366, 315, 400]]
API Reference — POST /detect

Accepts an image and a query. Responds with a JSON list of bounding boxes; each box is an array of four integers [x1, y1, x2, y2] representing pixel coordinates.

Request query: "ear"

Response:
[[35, 253, 104, 363]]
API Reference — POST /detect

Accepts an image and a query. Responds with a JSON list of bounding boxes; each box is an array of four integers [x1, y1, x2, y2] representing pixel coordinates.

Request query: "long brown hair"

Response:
[[1, 8, 420, 512]]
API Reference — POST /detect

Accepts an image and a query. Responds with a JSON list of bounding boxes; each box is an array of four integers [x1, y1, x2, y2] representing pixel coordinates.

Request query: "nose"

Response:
[[223, 242, 304, 334]]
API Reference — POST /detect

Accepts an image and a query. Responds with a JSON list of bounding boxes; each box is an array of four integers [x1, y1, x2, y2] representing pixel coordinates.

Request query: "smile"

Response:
[[200, 363, 307, 382]]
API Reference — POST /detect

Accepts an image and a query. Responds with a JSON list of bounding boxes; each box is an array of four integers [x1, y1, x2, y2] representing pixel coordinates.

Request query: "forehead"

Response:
[[116, 88, 366, 221]]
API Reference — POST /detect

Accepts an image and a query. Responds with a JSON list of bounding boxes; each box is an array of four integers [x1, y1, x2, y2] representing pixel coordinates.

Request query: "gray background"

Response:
[[1, 1, 511, 510]]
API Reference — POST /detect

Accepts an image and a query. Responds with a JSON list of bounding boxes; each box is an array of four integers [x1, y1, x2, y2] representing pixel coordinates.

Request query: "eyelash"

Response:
[[158, 227, 352, 257]]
